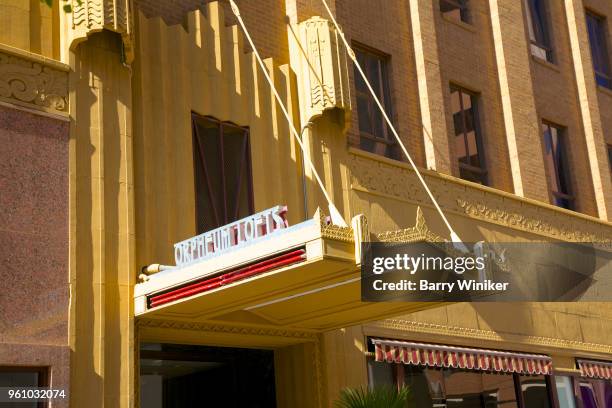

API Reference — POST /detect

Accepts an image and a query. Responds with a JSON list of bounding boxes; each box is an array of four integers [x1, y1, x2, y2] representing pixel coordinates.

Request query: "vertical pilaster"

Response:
[[408, 0, 451, 173], [564, 0, 612, 220], [489, 0, 549, 201], [70, 31, 135, 408]]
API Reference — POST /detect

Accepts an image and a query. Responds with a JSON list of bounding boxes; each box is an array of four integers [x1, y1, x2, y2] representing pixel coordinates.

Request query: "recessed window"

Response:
[[541, 122, 574, 210], [440, 0, 471, 24], [586, 11, 612, 89], [525, 0, 554, 62], [192, 114, 254, 234], [607, 144, 612, 174], [450, 85, 487, 185], [353, 44, 399, 160]]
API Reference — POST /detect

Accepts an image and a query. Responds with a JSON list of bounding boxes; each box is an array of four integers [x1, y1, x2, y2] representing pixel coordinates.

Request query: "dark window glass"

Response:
[[368, 361, 525, 408], [450, 86, 487, 185], [542, 122, 574, 210], [192, 115, 253, 234], [525, 0, 554, 62], [354, 45, 399, 160], [608, 144, 612, 175], [440, 0, 471, 23], [586, 12, 612, 89], [520, 375, 552, 408], [0, 367, 48, 408]]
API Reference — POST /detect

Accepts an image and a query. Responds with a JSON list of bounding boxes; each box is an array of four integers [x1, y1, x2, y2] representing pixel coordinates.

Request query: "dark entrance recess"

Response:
[[139, 343, 277, 408]]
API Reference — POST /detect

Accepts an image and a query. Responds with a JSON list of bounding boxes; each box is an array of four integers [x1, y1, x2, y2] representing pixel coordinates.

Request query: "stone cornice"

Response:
[[137, 318, 318, 340], [0, 44, 69, 117], [348, 149, 612, 245]]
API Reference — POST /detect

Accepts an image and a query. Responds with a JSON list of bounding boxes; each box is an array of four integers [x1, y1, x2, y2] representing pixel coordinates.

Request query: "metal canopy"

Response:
[[134, 209, 443, 336]]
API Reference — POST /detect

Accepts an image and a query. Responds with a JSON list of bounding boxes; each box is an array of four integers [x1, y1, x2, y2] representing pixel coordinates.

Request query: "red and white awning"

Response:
[[372, 339, 552, 375], [577, 359, 612, 380]]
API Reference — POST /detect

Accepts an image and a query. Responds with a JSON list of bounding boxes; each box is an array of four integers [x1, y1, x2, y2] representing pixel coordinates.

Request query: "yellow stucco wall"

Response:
[[0, 0, 59, 58], [2, 0, 612, 407]]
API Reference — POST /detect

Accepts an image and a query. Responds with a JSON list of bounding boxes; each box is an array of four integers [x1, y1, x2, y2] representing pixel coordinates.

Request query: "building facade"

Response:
[[1, 0, 612, 407]]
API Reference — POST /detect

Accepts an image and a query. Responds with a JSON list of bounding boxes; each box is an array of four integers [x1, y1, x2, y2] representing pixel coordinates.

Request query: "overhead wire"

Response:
[[318, 0, 466, 248], [229, 0, 348, 227]]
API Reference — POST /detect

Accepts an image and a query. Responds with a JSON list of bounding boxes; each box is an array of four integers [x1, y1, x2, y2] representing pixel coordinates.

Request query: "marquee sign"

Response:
[[174, 206, 289, 267]]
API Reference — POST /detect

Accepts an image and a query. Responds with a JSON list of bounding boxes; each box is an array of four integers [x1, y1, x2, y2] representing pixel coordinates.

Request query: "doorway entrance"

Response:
[[139, 343, 277, 407]]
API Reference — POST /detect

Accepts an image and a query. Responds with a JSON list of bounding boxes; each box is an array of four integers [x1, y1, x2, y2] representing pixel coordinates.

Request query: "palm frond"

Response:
[[334, 385, 411, 408]]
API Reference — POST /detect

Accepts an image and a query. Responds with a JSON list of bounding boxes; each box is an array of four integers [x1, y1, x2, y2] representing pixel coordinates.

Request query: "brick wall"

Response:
[[133, 0, 612, 217]]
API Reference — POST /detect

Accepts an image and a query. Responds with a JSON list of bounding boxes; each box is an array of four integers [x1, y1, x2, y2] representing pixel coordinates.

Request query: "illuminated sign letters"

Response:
[[174, 206, 289, 267]]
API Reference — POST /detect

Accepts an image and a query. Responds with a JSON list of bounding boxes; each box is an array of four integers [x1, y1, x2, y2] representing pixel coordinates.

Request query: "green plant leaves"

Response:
[[334, 385, 412, 408]]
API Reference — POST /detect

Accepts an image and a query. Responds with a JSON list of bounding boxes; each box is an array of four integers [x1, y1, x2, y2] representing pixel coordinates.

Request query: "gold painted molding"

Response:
[[316, 207, 355, 243], [0, 45, 68, 115], [377, 207, 446, 243], [137, 318, 319, 341], [456, 199, 611, 245], [370, 318, 612, 356]]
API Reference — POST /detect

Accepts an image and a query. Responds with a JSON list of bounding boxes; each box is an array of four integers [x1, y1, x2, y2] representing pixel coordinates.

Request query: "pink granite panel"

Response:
[[0, 105, 69, 374]]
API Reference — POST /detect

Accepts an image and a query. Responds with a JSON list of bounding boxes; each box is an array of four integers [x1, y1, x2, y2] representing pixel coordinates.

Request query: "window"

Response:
[[367, 360, 560, 408], [450, 86, 487, 185], [586, 11, 612, 89], [541, 122, 574, 210], [440, 0, 471, 24], [525, 0, 554, 62], [608, 144, 612, 175], [555, 376, 577, 408], [354, 44, 399, 160], [0, 367, 48, 408], [520, 375, 552, 408], [578, 379, 612, 408], [192, 114, 253, 234]]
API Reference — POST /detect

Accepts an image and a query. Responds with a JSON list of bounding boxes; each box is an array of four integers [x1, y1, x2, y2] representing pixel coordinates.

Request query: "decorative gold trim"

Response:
[[456, 199, 612, 246], [137, 318, 318, 340], [377, 207, 446, 243], [370, 319, 612, 356], [316, 207, 355, 243], [0, 48, 69, 115]]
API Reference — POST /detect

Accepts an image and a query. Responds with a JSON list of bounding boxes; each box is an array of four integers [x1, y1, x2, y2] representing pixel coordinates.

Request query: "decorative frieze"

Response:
[[0, 47, 68, 115], [348, 151, 612, 245], [137, 318, 318, 340]]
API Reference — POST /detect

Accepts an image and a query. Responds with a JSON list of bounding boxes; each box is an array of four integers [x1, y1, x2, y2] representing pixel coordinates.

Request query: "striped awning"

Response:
[[577, 359, 612, 380], [372, 339, 552, 375]]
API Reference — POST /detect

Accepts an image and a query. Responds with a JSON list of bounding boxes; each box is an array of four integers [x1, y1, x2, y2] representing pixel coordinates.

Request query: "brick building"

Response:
[[0, 0, 611, 407]]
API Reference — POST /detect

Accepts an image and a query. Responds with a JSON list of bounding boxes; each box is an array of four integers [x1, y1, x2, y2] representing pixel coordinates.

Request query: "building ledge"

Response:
[[0, 43, 69, 117], [348, 147, 612, 245]]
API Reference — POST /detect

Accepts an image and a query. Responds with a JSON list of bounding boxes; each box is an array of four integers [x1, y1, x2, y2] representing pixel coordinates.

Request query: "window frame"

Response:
[[191, 113, 254, 234], [585, 10, 612, 89], [524, 0, 555, 63], [352, 42, 399, 159], [0, 366, 49, 408], [366, 356, 558, 408], [439, 0, 471, 24], [540, 121, 575, 210], [449, 84, 488, 186]]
